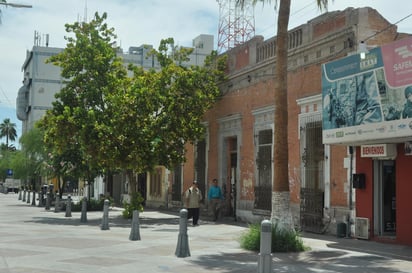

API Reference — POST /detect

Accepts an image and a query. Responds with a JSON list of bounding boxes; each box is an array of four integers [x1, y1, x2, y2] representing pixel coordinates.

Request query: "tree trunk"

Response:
[[58, 175, 65, 199], [127, 170, 137, 194], [271, 0, 293, 228]]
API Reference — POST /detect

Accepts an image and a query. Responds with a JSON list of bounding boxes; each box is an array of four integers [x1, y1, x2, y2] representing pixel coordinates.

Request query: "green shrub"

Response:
[[122, 192, 144, 219], [240, 222, 306, 252]]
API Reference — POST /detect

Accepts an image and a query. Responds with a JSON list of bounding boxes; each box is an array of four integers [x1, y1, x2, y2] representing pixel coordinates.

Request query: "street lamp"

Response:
[[358, 41, 369, 60], [0, 1, 31, 23], [0, 1, 32, 8]]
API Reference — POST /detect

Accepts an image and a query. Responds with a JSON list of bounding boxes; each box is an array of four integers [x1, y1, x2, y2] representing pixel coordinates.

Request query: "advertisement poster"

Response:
[[322, 36, 412, 145]]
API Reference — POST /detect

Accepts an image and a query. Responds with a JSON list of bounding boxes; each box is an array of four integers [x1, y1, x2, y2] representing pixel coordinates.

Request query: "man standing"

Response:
[[208, 178, 223, 221], [184, 181, 202, 226]]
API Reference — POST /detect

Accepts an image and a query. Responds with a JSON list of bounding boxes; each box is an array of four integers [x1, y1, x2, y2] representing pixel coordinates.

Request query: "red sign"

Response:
[[381, 36, 412, 87], [361, 144, 397, 158]]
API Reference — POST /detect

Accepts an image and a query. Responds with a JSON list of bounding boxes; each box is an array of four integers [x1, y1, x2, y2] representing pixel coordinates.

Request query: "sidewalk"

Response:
[[0, 193, 411, 273]]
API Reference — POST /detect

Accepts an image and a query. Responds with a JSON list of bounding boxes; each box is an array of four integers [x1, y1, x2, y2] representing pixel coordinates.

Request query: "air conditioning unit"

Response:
[[355, 217, 370, 239]]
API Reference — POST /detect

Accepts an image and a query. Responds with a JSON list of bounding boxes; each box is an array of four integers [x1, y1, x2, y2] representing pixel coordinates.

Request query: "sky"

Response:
[[0, 0, 412, 145]]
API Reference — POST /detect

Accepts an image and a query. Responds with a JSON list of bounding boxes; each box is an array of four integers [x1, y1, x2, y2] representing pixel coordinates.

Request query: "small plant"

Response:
[[239, 223, 261, 251], [122, 192, 144, 219], [240, 222, 306, 252]]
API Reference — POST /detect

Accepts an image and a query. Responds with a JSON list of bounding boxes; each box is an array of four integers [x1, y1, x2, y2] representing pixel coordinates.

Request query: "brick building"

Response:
[[173, 7, 412, 244]]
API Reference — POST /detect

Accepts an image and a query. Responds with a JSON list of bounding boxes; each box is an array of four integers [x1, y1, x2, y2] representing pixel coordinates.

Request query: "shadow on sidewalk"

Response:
[[24, 211, 181, 229], [302, 232, 412, 262], [189, 249, 403, 273], [189, 252, 257, 273]]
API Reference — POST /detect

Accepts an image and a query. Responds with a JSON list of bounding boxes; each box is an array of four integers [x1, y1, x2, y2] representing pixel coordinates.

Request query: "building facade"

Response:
[[322, 36, 412, 245], [177, 7, 412, 245]]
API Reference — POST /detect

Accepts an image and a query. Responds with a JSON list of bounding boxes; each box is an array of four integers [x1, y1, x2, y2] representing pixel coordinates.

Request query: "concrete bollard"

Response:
[[129, 210, 141, 241], [45, 192, 50, 210], [80, 197, 88, 223], [257, 220, 273, 273], [22, 190, 26, 202], [31, 191, 36, 206], [18, 190, 22, 200], [54, 195, 61, 213], [101, 199, 110, 230], [26, 191, 31, 204], [38, 191, 43, 207], [65, 195, 72, 217], [175, 209, 190, 258]]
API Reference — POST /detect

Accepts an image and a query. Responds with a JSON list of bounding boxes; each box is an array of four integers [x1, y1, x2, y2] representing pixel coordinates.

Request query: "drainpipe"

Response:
[[348, 146, 354, 237]]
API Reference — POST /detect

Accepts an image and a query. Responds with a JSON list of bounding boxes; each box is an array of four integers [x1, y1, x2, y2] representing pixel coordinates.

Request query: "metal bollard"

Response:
[[80, 197, 88, 223], [101, 199, 110, 230], [175, 209, 190, 258], [31, 191, 36, 206], [45, 192, 50, 210], [257, 220, 273, 273], [65, 195, 72, 217], [129, 210, 141, 241]]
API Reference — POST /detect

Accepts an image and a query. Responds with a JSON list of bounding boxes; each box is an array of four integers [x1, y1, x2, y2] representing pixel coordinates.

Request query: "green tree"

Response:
[[101, 38, 225, 192], [42, 12, 225, 194], [237, 0, 329, 227], [0, 148, 12, 181], [40, 12, 122, 194], [0, 118, 17, 149], [15, 127, 48, 190]]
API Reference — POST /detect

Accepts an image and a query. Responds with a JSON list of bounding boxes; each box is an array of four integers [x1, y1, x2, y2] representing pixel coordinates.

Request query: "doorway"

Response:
[[374, 160, 396, 236], [223, 137, 237, 217]]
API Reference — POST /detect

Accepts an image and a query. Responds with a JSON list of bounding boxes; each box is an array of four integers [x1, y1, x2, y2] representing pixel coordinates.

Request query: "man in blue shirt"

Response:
[[208, 178, 223, 221]]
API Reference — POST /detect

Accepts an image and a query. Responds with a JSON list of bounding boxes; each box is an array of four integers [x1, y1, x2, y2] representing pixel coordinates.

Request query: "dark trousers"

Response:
[[210, 199, 221, 221], [187, 207, 200, 225]]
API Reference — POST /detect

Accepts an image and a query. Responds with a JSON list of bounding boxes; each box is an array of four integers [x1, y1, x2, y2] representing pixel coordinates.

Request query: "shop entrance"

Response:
[[373, 160, 396, 236]]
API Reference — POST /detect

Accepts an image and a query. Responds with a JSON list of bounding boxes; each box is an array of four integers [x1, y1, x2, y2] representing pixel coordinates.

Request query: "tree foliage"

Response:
[[14, 127, 46, 182], [101, 38, 226, 173], [40, 12, 226, 191]]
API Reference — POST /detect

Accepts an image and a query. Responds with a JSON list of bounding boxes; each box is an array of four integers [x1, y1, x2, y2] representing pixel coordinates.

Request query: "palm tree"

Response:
[[237, 0, 329, 227], [0, 118, 17, 149]]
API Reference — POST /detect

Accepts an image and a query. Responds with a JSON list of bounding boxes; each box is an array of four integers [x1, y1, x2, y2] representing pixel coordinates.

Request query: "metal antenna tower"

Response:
[[217, 0, 255, 53]]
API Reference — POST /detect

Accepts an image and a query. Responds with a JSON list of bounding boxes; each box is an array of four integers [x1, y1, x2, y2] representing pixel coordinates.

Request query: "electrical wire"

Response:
[[0, 85, 12, 106]]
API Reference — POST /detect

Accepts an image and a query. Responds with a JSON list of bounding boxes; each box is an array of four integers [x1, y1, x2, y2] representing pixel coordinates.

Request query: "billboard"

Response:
[[322, 36, 412, 144]]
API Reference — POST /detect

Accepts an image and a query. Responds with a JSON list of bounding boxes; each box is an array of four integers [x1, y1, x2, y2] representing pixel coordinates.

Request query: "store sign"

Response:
[[361, 144, 397, 158], [322, 36, 412, 145]]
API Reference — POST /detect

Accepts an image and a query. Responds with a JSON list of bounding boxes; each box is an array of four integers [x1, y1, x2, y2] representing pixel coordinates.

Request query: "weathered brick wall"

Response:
[[181, 7, 401, 226]]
